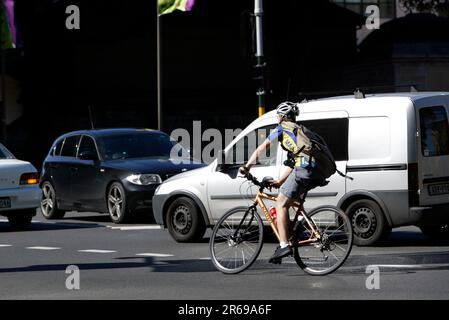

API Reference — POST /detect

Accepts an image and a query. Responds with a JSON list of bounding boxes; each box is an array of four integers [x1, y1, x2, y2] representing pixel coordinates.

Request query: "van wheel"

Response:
[[346, 199, 390, 246], [166, 197, 206, 242], [420, 224, 449, 241]]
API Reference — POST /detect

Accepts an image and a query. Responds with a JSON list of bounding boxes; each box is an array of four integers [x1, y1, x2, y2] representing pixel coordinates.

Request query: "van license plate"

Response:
[[0, 198, 11, 209], [428, 184, 449, 196]]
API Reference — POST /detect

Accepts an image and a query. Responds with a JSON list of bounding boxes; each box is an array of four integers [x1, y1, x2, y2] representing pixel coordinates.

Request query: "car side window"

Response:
[[53, 140, 64, 156], [60, 135, 81, 158], [77, 136, 99, 159], [227, 124, 278, 166]]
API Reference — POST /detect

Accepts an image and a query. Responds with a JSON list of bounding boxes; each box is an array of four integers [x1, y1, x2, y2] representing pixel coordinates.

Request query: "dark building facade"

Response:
[[5, 0, 364, 168]]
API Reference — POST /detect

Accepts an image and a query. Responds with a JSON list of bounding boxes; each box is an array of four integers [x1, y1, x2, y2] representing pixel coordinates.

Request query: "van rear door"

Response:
[[416, 100, 449, 206]]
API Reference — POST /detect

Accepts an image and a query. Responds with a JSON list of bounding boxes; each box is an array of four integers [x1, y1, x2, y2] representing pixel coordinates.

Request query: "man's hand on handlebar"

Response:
[[269, 180, 282, 189], [239, 165, 250, 175]]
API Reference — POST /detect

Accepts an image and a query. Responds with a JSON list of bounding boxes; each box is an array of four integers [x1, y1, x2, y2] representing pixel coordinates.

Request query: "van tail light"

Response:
[[408, 163, 419, 206], [20, 172, 40, 185]]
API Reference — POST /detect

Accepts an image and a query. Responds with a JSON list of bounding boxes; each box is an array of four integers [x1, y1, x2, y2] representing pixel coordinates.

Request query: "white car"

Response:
[[0, 143, 40, 228], [153, 92, 449, 245]]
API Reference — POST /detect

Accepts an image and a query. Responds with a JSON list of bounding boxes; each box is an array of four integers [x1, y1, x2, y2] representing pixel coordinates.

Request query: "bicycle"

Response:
[[209, 172, 353, 275]]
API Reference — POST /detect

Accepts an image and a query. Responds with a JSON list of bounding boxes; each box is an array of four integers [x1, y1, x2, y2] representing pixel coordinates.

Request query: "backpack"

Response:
[[279, 122, 352, 180]]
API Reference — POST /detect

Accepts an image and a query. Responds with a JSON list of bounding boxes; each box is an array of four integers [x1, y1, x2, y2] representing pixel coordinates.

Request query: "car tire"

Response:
[[41, 181, 66, 220], [8, 213, 33, 230], [420, 224, 449, 241], [166, 197, 206, 242], [346, 199, 390, 246], [107, 182, 128, 224]]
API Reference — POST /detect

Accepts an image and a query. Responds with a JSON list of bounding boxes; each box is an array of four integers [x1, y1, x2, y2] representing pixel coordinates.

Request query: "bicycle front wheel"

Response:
[[294, 206, 353, 276], [209, 206, 264, 274]]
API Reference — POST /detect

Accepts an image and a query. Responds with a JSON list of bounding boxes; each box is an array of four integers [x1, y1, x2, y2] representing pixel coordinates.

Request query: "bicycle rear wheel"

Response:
[[210, 206, 264, 274], [293, 206, 353, 275]]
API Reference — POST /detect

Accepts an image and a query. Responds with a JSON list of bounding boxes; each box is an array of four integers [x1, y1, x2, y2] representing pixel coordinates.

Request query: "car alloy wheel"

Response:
[[41, 183, 55, 217], [40, 182, 65, 219], [108, 182, 127, 223]]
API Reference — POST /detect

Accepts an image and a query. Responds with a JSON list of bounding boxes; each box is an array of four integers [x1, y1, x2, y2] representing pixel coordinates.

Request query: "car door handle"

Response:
[[70, 167, 79, 172], [50, 164, 59, 169]]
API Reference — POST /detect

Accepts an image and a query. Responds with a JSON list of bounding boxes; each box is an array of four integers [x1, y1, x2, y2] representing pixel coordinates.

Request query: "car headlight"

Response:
[[126, 174, 162, 185]]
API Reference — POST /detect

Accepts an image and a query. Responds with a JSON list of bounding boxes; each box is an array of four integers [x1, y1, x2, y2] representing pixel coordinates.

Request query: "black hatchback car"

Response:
[[40, 128, 205, 223]]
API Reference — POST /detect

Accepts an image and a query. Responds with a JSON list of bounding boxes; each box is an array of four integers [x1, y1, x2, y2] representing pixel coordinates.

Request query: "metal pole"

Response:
[[157, 1, 163, 131], [254, 0, 265, 117], [0, 27, 6, 143]]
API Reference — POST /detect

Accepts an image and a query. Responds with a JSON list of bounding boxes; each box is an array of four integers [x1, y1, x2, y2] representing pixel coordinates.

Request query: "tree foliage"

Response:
[[400, 0, 449, 16]]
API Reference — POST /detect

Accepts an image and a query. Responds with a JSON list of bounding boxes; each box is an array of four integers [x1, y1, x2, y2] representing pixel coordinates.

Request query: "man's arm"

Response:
[[240, 139, 272, 173], [271, 166, 293, 188]]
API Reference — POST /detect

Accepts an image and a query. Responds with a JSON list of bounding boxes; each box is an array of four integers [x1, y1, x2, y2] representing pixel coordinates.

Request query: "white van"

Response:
[[153, 92, 449, 245]]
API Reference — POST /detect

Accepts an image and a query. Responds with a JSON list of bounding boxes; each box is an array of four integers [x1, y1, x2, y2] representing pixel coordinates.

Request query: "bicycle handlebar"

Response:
[[242, 172, 274, 190]]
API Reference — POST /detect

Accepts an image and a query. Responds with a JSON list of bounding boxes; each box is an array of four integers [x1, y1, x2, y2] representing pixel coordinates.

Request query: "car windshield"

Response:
[[98, 131, 188, 160], [0, 143, 15, 159]]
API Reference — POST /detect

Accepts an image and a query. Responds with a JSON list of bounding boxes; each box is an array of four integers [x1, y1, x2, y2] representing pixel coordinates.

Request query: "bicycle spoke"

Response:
[[294, 207, 352, 275], [210, 207, 263, 274]]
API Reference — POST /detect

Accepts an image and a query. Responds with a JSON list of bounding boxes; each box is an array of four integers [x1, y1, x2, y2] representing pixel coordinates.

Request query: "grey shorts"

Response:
[[280, 168, 325, 200]]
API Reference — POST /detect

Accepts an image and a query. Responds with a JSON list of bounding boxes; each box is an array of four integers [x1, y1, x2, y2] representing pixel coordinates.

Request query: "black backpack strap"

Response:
[[336, 169, 354, 180]]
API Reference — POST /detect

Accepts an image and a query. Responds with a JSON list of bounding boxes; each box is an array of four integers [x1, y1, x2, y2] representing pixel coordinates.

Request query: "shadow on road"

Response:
[[377, 229, 449, 247], [0, 221, 103, 233], [54, 210, 156, 225], [0, 257, 216, 274]]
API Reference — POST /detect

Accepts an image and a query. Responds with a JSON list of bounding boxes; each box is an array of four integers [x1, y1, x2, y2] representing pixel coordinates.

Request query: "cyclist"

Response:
[[240, 102, 326, 263]]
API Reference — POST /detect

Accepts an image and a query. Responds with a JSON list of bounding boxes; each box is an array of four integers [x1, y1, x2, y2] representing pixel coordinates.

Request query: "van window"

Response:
[[227, 125, 277, 166], [419, 106, 449, 157], [60, 135, 81, 158], [300, 118, 349, 161]]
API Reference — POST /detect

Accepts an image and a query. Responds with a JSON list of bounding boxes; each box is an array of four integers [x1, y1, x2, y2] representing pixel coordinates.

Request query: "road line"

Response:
[[26, 246, 61, 250], [0, 244, 12, 247], [78, 249, 117, 253], [107, 225, 161, 230], [0, 219, 42, 223], [136, 253, 174, 257], [372, 264, 448, 269]]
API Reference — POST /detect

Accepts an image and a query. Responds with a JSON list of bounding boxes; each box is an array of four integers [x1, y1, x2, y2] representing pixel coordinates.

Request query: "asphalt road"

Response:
[[1, 210, 449, 300]]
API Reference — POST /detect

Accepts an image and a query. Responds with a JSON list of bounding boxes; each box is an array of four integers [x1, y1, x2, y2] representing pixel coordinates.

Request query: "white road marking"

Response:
[[136, 253, 174, 257], [26, 246, 61, 250], [0, 219, 42, 223], [107, 225, 161, 231], [372, 264, 443, 269], [78, 249, 117, 253], [0, 244, 12, 247]]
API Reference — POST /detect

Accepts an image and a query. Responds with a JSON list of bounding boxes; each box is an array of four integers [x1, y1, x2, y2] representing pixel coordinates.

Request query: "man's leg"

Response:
[[276, 193, 293, 244], [268, 193, 294, 263]]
